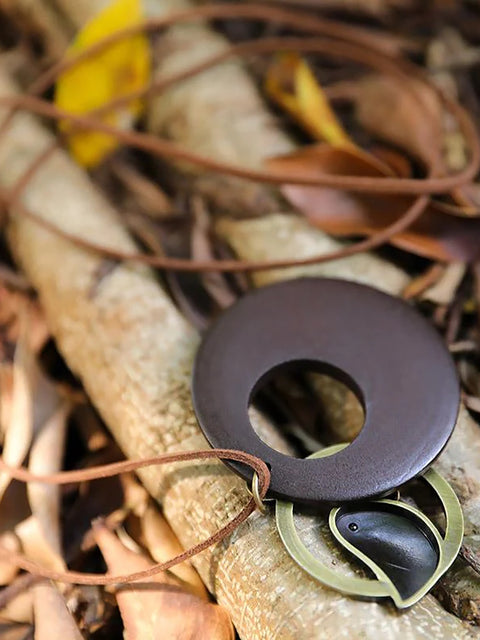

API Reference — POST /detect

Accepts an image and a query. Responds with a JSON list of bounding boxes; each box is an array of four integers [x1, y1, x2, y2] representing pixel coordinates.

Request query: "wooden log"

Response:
[[0, 66, 478, 640]]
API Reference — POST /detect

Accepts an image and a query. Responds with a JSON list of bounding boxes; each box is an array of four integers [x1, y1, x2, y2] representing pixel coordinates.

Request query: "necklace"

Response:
[[192, 277, 463, 608]]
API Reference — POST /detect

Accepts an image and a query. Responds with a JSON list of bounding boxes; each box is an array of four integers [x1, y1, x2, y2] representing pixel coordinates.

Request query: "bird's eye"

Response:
[[348, 522, 359, 532]]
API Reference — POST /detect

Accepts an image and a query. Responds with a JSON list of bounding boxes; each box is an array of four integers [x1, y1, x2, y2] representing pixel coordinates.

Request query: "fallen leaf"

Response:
[[0, 588, 34, 625], [15, 516, 65, 573], [191, 198, 237, 311], [402, 263, 445, 300], [0, 333, 34, 502], [266, 146, 480, 262], [94, 521, 234, 640], [0, 621, 32, 640], [112, 161, 172, 218], [352, 74, 445, 175], [265, 52, 353, 147], [420, 262, 466, 305], [33, 582, 83, 640], [62, 448, 125, 560], [120, 474, 207, 599], [463, 394, 480, 414], [65, 585, 110, 636], [0, 287, 49, 359], [0, 482, 29, 536], [54, 0, 151, 167], [27, 402, 70, 561], [139, 503, 207, 600], [265, 54, 397, 177], [0, 532, 21, 585], [71, 404, 110, 453]]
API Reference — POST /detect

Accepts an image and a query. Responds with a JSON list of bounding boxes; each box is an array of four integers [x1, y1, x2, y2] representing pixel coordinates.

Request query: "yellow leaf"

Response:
[[265, 52, 353, 148], [54, 0, 151, 168]]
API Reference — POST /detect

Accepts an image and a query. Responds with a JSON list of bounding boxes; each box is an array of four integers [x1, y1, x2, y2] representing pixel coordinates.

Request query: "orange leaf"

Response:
[[94, 521, 234, 640], [267, 146, 480, 262]]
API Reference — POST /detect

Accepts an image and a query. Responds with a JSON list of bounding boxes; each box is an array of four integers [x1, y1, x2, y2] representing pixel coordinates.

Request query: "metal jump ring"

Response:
[[249, 472, 267, 514]]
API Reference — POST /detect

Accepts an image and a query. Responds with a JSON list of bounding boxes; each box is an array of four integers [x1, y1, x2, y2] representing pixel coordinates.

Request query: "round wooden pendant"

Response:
[[192, 278, 460, 505]]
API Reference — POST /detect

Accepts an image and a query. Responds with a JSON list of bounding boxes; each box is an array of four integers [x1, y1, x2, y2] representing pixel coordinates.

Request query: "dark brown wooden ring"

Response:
[[192, 278, 460, 505]]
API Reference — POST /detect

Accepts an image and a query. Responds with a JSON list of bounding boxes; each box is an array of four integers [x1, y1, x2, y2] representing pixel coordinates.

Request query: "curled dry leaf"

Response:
[[0, 531, 20, 585], [351, 72, 480, 213], [112, 161, 172, 218], [191, 199, 237, 311], [120, 474, 207, 599], [402, 263, 446, 300], [66, 585, 110, 636], [266, 146, 480, 261], [353, 73, 446, 175], [33, 582, 83, 640], [0, 587, 33, 625], [0, 334, 34, 502], [0, 286, 49, 358], [265, 54, 397, 174], [420, 262, 467, 305], [54, 0, 151, 168], [27, 402, 70, 561], [139, 503, 207, 600], [71, 404, 110, 453], [93, 521, 234, 640], [15, 516, 65, 573], [265, 52, 353, 147], [0, 621, 32, 640]]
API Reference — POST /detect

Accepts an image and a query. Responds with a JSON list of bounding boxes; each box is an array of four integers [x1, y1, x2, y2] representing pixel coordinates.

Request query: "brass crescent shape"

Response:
[[275, 444, 463, 608]]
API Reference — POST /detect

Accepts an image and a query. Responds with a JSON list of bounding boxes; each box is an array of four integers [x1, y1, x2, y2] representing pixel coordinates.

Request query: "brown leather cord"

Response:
[[0, 449, 270, 585]]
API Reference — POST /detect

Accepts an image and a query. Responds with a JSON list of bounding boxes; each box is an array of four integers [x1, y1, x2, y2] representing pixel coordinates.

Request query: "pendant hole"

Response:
[[248, 360, 365, 458]]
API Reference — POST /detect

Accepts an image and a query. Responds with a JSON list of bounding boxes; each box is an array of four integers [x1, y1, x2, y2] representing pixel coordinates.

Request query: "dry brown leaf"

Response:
[[402, 264, 445, 300], [28, 402, 70, 561], [0, 586, 34, 624], [15, 516, 65, 573], [266, 146, 480, 261], [33, 582, 83, 640], [191, 199, 237, 311], [265, 52, 353, 147], [265, 55, 399, 181], [0, 532, 20, 585], [121, 474, 207, 599], [121, 473, 149, 516], [353, 74, 445, 175], [0, 336, 34, 502], [112, 161, 172, 218], [0, 621, 32, 640], [0, 287, 49, 357], [71, 404, 110, 452], [65, 585, 109, 636], [0, 365, 14, 445], [0, 482, 30, 536], [139, 503, 207, 600], [420, 262, 466, 305], [93, 521, 234, 640]]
